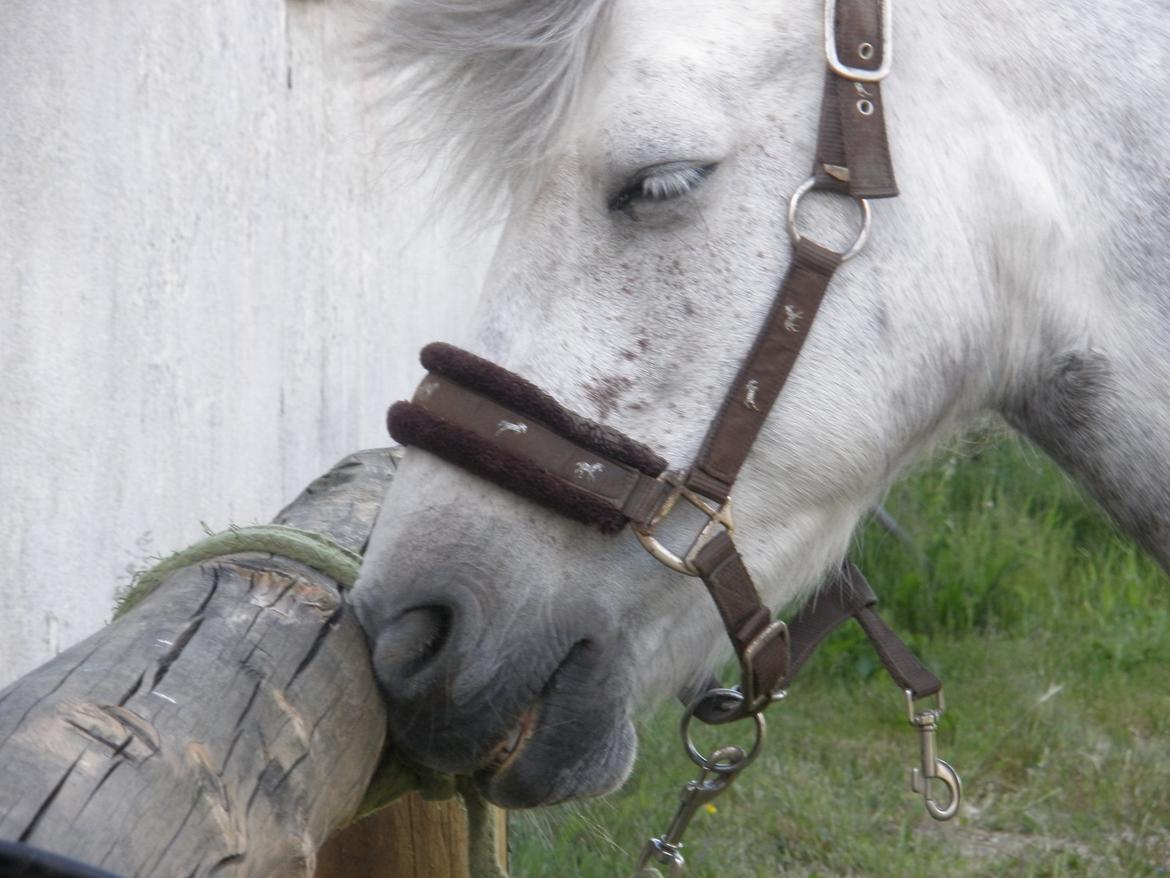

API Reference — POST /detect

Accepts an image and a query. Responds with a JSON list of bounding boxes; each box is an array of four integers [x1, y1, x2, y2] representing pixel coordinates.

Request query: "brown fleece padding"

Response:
[[388, 401, 630, 535], [420, 343, 667, 477]]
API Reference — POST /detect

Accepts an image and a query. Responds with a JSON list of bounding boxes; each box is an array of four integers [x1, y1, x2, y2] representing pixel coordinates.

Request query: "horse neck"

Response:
[[934, 0, 1170, 569], [1000, 322, 1170, 571]]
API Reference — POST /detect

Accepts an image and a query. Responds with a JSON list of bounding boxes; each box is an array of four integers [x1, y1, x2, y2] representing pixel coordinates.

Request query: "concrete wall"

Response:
[[0, 2, 495, 686]]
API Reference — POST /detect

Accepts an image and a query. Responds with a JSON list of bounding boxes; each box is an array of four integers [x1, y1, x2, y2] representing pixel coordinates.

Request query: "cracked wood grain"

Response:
[[0, 450, 418, 877]]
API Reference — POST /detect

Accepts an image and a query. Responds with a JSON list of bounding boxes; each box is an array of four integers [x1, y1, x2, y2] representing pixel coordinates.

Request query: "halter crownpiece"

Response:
[[388, 0, 960, 866]]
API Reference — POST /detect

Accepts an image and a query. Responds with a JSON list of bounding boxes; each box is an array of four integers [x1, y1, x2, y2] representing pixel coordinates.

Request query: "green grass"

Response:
[[508, 433, 1170, 877]]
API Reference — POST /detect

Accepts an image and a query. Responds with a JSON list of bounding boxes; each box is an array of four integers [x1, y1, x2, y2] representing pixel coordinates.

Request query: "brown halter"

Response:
[[389, 0, 948, 728]]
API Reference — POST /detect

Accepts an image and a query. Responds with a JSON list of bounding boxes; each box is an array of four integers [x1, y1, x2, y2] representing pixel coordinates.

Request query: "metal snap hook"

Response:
[[631, 743, 750, 878], [912, 757, 962, 821], [906, 689, 962, 821]]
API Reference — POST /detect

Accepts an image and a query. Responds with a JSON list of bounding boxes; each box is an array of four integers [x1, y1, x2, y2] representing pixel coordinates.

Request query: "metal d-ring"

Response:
[[680, 688, 766, 774], [633, 477, 734, 577], [787, 177, 872, 262]]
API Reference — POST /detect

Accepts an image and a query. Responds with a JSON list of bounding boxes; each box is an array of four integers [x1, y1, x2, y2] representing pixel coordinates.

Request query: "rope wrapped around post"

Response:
[[0, 448, 507, 878], [115, 524, 507, 876]]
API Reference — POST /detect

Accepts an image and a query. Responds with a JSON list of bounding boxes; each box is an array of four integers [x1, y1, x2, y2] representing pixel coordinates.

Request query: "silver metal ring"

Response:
[[679, 688, 766, 773], [786, 177, 872, 262]]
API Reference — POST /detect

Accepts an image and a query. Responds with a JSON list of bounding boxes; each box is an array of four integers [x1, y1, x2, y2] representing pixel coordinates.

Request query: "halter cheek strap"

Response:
[[684, 238, 842, 504], [388, 0, 940, 723]]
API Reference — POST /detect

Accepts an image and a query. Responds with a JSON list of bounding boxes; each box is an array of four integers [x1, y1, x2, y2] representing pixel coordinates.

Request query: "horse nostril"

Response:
[[375, 605, 454, 678]]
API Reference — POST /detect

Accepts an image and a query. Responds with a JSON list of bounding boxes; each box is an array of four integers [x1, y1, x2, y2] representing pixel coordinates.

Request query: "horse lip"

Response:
[[476, 640, 589, 780], [481, 705, 539, 776]]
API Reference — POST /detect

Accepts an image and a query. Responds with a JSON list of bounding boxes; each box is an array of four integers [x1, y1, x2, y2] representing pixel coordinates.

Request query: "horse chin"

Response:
[[472, 706, 637, 808]]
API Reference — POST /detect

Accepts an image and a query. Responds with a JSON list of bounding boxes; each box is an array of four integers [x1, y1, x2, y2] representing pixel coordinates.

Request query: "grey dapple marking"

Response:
[[353, 0, 1170, 808]]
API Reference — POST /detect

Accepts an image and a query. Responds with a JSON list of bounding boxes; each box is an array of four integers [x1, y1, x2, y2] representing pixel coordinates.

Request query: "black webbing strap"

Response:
[[783, 561, 941, 697], [689, 559, 939, 723], [674, 0, 906, 713], [814, 0, 899, 198]]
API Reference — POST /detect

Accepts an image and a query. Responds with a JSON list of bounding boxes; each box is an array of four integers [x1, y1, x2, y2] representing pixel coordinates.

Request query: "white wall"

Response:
[[0, 2, 495, 686]]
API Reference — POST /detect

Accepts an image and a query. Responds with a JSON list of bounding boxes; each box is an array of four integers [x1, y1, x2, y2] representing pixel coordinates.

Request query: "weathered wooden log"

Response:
[[315, 789, 508, 878], [0, 448, 497, 877]]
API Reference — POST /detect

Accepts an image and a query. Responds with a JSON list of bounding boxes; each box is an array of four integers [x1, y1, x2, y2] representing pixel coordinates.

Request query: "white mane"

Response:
[[364, 0, 613, 206]]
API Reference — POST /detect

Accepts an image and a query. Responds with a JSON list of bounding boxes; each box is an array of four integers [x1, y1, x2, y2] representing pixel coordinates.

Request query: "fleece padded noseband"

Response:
[[420, 343, 666, 476], [388, 345, 671, 535]]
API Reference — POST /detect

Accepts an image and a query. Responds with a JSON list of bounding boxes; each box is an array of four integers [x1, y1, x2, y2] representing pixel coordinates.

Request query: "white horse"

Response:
[[352, 0, 1170, 808]]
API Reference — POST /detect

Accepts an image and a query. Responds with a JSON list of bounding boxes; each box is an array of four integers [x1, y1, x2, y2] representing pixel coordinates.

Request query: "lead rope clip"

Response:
[[906, 689, 962, 821], [631, 745, 747, 878], [631, 689, 766, 877]]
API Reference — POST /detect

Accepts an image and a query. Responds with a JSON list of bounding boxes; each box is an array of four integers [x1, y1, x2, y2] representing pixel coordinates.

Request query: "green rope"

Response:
[[114, 524, 364, 618], [117, 523, 508, 876], [459, 777, 510, 878]]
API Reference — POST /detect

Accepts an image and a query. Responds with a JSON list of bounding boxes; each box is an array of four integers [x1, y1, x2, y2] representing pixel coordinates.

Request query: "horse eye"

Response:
[[608, 162, 718, 212]]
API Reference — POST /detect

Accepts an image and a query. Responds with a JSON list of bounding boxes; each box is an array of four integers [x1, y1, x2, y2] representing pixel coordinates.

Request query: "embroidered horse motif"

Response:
[[783, 304, 803, 333], [574, 461, 604, 481], [495, 420, 528, 436], [744, 379, 761, 411]]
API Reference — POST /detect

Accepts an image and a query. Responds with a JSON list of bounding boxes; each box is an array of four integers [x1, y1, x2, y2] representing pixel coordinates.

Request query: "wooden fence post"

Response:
[[0, 449, 506, 877], [314, 794, 508, 877]]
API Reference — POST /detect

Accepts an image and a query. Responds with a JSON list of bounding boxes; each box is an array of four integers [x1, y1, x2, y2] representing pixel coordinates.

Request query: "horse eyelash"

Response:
[[609, 162, 717, 211]]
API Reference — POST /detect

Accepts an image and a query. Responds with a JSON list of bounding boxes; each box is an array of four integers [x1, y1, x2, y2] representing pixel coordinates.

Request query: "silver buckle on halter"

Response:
[[824, 0, 892, 83], [741, 620, 790, 714], [633, 474, 734, 576]]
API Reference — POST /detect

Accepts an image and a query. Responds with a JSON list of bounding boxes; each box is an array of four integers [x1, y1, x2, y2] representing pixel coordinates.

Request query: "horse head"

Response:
[[352, 0, 1170, 807]]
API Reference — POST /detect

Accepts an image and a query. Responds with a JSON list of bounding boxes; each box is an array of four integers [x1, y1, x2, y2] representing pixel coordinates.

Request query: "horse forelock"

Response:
[[364, 0, 614, 211]]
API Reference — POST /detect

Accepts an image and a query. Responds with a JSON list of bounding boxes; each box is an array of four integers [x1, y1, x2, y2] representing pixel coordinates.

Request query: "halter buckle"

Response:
[[825, 0, 892, 83], [741, 621, 790, 714], [633, 475, 734, 576]]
